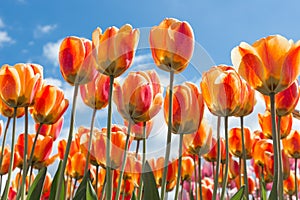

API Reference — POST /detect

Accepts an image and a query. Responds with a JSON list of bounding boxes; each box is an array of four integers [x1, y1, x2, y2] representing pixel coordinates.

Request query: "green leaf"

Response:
[[230, 185, 245, 200], [86, 179, 98, 200], [142, 161, 160, 200], [73, 171, 90, 200], [189, 187, 195, 200], [131, 191, 137, 200], [49, 161, 65, 200], [26, 167, 47, 200]]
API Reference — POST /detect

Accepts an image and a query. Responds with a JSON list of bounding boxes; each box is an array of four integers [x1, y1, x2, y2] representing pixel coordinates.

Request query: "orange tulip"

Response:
[[148, 157, 177, 188], [0, 99, 24, 118], [114, 70, 163, 123], [31, 84, 69, 124], [200, 65, 243, 117], [229, 127, 253, 159], [123, 153, 142, 186], [231, 34, 300, 95], [149, 18, 194, 73], [9, 172, 34, 198], [252, 139, 273, 167], [199, 184, 213, 200], [35, 117, 64, 141], [92, 24, 139, 78], [283, 130, 300, 159], [41, 173, 52, 200], [263, 80, 300, 117], [258, 110, 292, 139], [80, 72, 110, 110], [183, 118, 213, 155], [282, 149, 291, 180], [124, 120, 153, 140], [67, 151, 86, 180], [15, 133, 54, 169], [0, 63, 43, 108], [203, 137, 226, 163], [91, 125, 129, 169], [164, 82, 204, 134], [59, 36, 97, 85], [283, 172, 296, 196], [181, 156, 195, 181], [0, 146, 15, 175]]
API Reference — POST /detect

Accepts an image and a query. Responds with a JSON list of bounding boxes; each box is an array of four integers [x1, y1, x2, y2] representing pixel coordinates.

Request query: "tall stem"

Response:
[[105, 75, 114, 200], [240, 116, 249, 199], [269, 93, 280, 199], [295, 158, 298, 200], [19, 106, 29, 200], [137, 121, 147, 200], [212, 116, 221, 200], [1, 108, 17, 200], [84, 108, 97, 175], [115, 120, 132, 200], [55, 83, 79, 199], [161, 70, 174, 200], [277, 116, 283, 198], [220, 116, 229, 200], [198, 156, 203, 200], [135, 140, 140, 158], [27, 123, 43, 188], [174, 131, 184, 200]]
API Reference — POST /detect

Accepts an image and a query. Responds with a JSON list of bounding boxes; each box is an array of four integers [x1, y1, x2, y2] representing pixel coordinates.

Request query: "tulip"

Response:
[[149, 18, 194, 73], [92, 24, 139, 78], [35, 117, 64, 141], [41, 173, 52, 200], [283, 172, 296, 196], [201, 65, 243, 117], [164, 81, 204, 134], [235, 81, 257, 117], [252, 139, 273, 167], [0, 146, 15, 175], [258, 110, 292, 139], [67, 151, 86, 180], [232, 35, 300, 199], [114, 70, 163, 123], [0, 99, 24, 118], [0, 63, 42, 108], [31, 84, 69, 125], [125, 120, 153, 141], [183, 118, 213, 156], [59, 36, 96, 85], [180, 156, 195, 181], [203, 137, 226, 163], [229, 127, 253, 159]]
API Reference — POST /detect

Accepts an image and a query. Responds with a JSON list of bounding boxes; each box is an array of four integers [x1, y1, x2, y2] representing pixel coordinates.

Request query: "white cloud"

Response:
[[0, 31, 14, 47], [34, 24, 57, 38], [43, 39, 62, 66], [44, 77, 63, 88], [0, 18, 5, 28]]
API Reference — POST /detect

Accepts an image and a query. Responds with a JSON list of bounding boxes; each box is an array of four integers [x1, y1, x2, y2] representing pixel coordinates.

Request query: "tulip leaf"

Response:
[[230, 185, 245, 200], [26, 167, 47, 200], [131, 191, 137, 200], [73, 170, 90, 200], [86, 179, 98, 200], [49, 161, 65, 200], [142, 161, 160, 200]]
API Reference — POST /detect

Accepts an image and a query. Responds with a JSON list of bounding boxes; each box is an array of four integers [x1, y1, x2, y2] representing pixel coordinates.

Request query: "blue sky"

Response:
[[1, 0, 300, 178]]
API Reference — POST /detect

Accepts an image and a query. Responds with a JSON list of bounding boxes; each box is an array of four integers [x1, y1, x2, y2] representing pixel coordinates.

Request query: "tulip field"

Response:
[[0, 17, 300, 200]]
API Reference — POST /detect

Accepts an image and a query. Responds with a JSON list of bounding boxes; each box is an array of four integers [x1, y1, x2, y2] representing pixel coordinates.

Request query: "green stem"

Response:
[[198, 156, 203, 200], [27, 123, 43, 187], [212, 116, 221, 200], [84, 108, 97, 175], [160, 70, 174, 200], [137, 121, 147, 200], [115, 120, 132, 200], [174, 131, 184, 200], [100, 175, 106, 200], [240, 116, 249, 200], [135, 140, 140, 158], [269, 92, 280, 200], [277, 116, 283, 199], [105, 75, 114, 200], [55, 83, 79, 199], [19, 106, 29, 200], [95, 165, 99, 197], [1, 108, 17, 200], [295, 158, 298, 200], [220, 116, 229, 200]]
